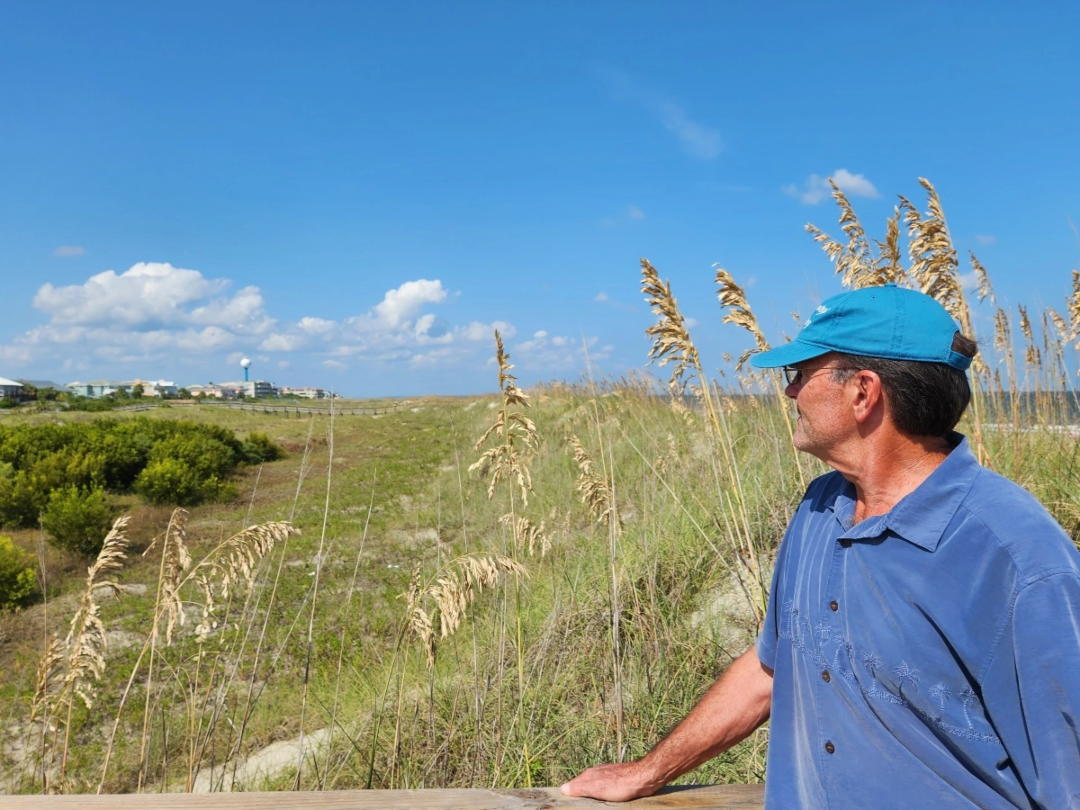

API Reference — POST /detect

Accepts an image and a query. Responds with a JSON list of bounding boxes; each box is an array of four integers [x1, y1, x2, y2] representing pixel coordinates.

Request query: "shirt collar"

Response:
[[830, 433, 980, 552]]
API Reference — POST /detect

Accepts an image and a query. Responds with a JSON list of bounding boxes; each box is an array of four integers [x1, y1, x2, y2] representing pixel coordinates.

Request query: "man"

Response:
[[562, 284, 1080, 808]]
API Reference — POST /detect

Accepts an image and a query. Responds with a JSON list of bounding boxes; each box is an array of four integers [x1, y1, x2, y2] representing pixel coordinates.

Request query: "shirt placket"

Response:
[[815, 524, 853, 806]]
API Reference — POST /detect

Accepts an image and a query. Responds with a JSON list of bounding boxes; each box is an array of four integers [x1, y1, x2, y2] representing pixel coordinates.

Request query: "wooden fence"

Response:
[[113, 402, 403, 417], [0, 785, 764, 809]]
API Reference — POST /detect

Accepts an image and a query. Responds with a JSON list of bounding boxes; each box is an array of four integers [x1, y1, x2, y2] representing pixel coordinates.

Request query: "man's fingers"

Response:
[[559, 763, 655, 802]]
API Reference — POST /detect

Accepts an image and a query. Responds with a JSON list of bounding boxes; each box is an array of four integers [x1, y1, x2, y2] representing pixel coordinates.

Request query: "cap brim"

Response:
[[749, 341, 831, 369]]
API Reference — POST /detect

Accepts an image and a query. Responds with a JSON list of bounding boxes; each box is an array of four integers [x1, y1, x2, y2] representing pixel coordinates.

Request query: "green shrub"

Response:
[[241, 432, 285, 464], [135, 458, 230, 506], [0, 535, 36, 610], [0, 417, 275, 524], [41, 486, 116, 556]]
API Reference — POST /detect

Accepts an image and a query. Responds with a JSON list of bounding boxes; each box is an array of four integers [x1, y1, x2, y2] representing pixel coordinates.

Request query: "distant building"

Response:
[[187, 383, 239, 399], [0, 376, 25, 400], [220, 380, 276, 398], [123, 379, 178, 397], [67, 380, 130, 398], [18, 379, 64, 392], [279, 386, 327, 400]]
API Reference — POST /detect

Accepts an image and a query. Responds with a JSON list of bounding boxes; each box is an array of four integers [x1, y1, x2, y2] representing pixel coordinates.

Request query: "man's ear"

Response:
[[849, 369, 884, 425]]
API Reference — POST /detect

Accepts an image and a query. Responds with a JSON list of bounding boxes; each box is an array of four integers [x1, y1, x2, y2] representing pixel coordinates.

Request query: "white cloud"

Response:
[[1, 266, 529, 378], [368, 279, 448, 329], [298, 316, 335, 333], [627, 205, 646, 220], [595, 292, 609, 302], [259, 333, 309, 352], [974, 234, 996, 246], [53, 245, 86, 257], [599, 67, 722, 160], [783, 169, 879, 205], [459, 320, 516, 342], [32, 262, 270, 331], [511, 330, 605, 367]]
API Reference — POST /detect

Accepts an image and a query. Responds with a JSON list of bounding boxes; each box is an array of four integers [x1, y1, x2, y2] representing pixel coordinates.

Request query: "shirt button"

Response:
[[840, 539, 852, 548], [822, 670, 831, 682], [829, 600, 839, 611], [825, 741, 836, 754]]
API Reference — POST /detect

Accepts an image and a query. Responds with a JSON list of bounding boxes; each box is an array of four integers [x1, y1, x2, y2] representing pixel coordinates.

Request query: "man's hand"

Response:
[[560, 760, 662, 802], [558, 648, 773, 802]]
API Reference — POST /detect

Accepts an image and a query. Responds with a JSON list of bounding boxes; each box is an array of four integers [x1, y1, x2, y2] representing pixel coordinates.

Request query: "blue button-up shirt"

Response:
[[757, 435, 1080, 808]]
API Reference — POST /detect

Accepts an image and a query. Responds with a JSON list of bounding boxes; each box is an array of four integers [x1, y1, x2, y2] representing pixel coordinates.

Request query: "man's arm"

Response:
[[560, 645, 774, 802]]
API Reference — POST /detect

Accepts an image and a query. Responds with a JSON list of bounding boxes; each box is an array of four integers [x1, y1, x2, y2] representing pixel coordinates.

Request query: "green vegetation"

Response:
[[0, 417, 284, 552], [0, 535, 36, 610], [40, 486, 117, 556], [0, 180, 1078, 795]]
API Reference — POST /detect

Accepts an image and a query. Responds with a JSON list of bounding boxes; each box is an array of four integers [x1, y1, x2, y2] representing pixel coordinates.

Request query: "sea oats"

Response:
[[567, 434, 620, 529], [498, 514, 549, 557], [641, 258, 701, 394], [403, 553, 526, 669], [469, 330, 538, 506], [63, 516, 130, 710], [1068, 269, 1080, 347], [714, 266, 770, 370], [969, 252, 996, 304], [143, 508, 192, 645]]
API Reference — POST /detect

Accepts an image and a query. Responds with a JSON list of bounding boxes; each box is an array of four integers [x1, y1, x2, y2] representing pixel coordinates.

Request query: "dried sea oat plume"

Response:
[[714, 265, 770, 370], [969, 251, 996, 304], [641, 258, 701, 393], [805, 180, 905, 288], [1047, 307, 1070, 345], [498, 513, 550, 557], [1068, 269, 1080, 347], [469, 330, 538, 505], [143, 507, 192, 645], [192, 521, 298, 640], [29, 635, 64, 725], [994, 308, 1012, 353], [63, 516, 130, 710], [899, 179, 972, 333], [567, 434, 620, 529], [403, 553, 527, 668]]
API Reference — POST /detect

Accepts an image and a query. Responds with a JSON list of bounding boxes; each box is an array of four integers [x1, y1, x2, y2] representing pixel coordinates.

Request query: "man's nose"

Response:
[[784, 381, 799, 399]]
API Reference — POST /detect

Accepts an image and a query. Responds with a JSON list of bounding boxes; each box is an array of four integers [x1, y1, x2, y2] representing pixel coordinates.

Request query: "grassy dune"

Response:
[[2, 178, 1079, 794]]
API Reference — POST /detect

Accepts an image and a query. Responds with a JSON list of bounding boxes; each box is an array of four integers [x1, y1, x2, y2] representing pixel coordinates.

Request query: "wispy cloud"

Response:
[[52, 245, 86, 257], [598, 67, 722, 160], [600, 204, 648, 227], [512, 330, 607, 368], [974, 234, 996, 246], [783, 169, 880, 205]]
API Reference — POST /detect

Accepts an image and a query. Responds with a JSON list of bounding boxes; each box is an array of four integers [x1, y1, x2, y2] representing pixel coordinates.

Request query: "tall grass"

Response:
[[5, 178, 1080, 794]]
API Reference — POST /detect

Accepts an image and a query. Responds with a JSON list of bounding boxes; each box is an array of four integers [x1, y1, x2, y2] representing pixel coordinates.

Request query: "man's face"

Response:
[[785, 354, 853, 462]]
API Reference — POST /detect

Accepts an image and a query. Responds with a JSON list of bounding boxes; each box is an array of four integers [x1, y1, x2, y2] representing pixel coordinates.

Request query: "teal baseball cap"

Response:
[[750, 283, 972, 371]]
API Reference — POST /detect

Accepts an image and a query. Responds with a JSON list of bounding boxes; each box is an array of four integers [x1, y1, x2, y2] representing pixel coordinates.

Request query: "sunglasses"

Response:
[[781, 366, 846, 386]]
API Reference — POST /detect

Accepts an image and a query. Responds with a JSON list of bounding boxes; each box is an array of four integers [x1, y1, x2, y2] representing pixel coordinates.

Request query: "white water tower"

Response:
[[240, 357, 252, 382]]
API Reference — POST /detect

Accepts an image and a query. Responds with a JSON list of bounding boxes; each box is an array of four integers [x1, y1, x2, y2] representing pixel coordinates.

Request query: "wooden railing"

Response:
[[0, 785, 764, 808]]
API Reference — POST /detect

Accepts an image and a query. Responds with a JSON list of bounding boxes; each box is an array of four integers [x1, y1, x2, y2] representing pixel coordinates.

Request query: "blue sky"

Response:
[[1, 1, 1078, 396]]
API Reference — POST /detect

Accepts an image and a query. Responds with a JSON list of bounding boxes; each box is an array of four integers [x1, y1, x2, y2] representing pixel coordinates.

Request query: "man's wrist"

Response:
[[635, 751, 675, 791]]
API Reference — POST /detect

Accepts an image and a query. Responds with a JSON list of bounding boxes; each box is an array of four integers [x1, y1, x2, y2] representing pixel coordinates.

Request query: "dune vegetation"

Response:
[[1, 179, 1078, 794]]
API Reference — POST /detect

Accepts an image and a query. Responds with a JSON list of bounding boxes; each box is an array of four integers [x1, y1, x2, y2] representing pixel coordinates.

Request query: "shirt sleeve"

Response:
[[981, 572, 1080, 809], [755, 521, 793, 670]]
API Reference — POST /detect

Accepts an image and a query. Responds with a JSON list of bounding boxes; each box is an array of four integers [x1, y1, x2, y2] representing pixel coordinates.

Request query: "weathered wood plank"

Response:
[[0, 784, 764, 809]]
